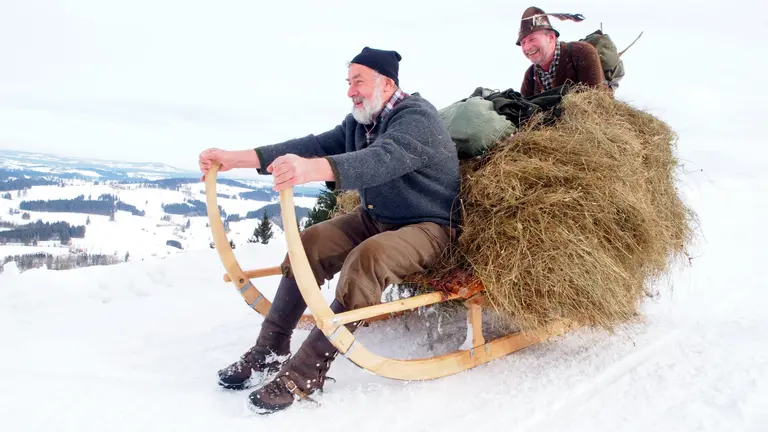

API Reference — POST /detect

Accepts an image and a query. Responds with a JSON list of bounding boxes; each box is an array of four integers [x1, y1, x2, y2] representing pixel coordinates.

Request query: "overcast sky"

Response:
[[0, 0, 764, 174]]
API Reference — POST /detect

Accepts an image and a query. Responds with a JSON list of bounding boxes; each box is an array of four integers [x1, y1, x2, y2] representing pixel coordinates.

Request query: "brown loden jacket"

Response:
[[520, 41, 606, 97]]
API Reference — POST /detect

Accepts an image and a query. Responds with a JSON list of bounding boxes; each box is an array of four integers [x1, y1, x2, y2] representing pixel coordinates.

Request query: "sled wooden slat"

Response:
[[467, 300, 485, 347], [223, 266, 282, 282], [320, 291, 463, 328]]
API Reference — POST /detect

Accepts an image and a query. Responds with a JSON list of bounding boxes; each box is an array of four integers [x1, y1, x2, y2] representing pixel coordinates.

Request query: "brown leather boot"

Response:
[[217, 276, 307, 390], [247, 300, 362, 414], [217, 319, 291, 390]]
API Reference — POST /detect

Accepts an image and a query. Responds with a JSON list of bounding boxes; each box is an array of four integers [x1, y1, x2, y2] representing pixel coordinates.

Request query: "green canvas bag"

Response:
[[438, 97, 517, 159]]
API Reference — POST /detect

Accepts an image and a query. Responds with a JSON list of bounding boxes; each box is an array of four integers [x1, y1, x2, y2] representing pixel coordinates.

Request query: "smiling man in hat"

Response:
[[518, 6, 605, 97], [198, 46, 461, 414]]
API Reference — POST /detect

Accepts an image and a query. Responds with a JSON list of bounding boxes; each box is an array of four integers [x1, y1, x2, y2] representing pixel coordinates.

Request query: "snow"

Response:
[[1, 167, 766, 431]]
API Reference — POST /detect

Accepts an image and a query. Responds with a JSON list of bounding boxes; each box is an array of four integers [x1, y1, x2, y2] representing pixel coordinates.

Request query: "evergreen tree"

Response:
[[255, 210, 274, 244], [185, 218, 191, 229], [303, 187, 337, 229]]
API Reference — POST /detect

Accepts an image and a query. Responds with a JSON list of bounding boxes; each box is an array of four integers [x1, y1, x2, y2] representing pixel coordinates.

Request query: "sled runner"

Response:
[[205, 162, 571, 380]]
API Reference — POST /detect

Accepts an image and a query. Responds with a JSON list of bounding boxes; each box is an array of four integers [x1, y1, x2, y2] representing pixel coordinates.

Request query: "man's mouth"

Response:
[[526, 48, 539, 56]]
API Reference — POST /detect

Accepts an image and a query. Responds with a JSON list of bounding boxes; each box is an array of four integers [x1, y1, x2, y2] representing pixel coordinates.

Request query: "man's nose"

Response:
[[347, 86, 356, 98]]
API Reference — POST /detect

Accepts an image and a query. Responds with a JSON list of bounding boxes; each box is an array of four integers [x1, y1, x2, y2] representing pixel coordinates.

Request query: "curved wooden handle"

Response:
[[204, 162, 272, 315], [204, 163, 315, 327]]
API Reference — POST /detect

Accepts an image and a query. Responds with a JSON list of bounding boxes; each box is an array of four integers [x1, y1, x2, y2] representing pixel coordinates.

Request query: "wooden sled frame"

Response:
[[205, 162, 570, 380]]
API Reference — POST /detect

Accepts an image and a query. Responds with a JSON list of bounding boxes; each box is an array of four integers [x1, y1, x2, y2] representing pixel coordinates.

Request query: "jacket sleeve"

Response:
[[254, 116, 349, 175], [572, 42, 605, 88], [324, 105, 435, 191], [520, 66, 535, 97]]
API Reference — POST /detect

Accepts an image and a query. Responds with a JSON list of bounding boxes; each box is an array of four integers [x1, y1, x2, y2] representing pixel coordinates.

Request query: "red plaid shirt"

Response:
[[535, 41, 560, 91], [364, 88, 408, 147]]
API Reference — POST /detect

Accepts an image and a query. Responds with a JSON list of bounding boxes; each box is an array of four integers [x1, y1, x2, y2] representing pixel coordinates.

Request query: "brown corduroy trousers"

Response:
[[280, 206, 452, 310]]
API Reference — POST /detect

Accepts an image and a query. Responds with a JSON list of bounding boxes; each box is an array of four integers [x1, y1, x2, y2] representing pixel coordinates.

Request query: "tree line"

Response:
[[18, 194, 145, 217], [98, 194, 145, 216], [162, 198, 226, 218], [20, 197, 115, 215], [0, 221, 86, 244], [2, 252, 122, 273], [0, 178, 56, 192]]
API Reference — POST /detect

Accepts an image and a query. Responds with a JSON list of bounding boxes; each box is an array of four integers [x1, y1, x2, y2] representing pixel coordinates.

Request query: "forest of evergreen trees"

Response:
[[225, 214, 243, 222], [162, 199, 206, 216], [17, 194, 146, 217], [0, 178, 56, 192], [1, 251, 122, 273], [162, 199, 226, 217], [116, 201, 145, 216], [0, 220, 15, 229], [20, 196, 115, 215], [98, 194, 145, 216], [0, 221, 86, 244]]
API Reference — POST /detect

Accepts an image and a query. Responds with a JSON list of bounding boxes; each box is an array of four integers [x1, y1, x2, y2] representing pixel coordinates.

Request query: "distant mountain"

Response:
[[0, 149, 187, 181], [0, 149, 323, 198]]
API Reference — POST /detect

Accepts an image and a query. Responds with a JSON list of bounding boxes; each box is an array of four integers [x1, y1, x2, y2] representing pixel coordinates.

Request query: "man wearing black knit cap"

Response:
[[198, 47, 461, 414]]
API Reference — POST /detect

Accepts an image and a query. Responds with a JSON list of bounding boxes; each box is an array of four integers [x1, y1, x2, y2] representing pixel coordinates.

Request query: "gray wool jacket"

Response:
[[254, 93, 461, 228]]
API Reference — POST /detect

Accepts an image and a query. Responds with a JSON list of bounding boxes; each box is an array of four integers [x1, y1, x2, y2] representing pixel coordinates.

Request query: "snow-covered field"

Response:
[[0, 165, 766, 431], [0, 180, 316, 262]]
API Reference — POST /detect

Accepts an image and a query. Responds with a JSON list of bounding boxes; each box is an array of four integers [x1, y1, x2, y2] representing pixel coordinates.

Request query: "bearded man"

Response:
[[517, 6, 605, 97], [198, 46, 461, 414]]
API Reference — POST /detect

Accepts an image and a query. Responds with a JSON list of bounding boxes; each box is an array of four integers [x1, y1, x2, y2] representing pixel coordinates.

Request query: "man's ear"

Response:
[[385, 77, 395, 91]]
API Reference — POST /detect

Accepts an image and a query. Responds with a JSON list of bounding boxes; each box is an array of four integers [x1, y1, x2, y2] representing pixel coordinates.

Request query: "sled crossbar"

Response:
[[223, 266, 282, 282], [204, 162, 573, 381], [223, 266, 469, 326], [321, 291, 464, 327]]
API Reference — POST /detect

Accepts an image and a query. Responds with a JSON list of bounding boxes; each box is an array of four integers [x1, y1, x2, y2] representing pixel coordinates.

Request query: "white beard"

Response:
[[351, 83, 384, 124]]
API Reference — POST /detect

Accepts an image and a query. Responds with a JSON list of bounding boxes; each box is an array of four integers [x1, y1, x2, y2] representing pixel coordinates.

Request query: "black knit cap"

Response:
[[350, 47, 402, 86]]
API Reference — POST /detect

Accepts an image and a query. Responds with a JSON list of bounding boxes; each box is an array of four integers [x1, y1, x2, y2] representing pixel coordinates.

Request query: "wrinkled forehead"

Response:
[[521, 30, 550, 44], [347, 63, 376, 82]]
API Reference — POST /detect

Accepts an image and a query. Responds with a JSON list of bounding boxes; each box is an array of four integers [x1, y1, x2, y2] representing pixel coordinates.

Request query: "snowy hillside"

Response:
[[1, 169, 766, 432]]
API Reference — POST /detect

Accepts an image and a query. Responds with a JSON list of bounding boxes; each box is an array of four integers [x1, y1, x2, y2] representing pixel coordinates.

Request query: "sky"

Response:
[[0, 0, 765, 174]]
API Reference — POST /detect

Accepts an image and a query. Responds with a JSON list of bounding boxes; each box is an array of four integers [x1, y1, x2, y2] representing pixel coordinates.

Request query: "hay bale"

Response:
[[454, 87, 695, 331], [333, 87, 696, 332]]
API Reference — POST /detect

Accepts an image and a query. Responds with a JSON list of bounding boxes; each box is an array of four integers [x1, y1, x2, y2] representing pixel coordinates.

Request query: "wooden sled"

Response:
[[204, 162, 571, 380]]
